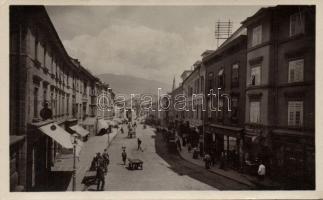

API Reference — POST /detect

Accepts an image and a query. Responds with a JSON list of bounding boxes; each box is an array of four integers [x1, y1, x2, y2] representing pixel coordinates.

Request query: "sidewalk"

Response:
[[178, 144, 281, 190], [51, 128, 119, 191]]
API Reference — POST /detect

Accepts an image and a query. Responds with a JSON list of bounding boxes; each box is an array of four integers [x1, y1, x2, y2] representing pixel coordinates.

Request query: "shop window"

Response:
[[252, 25, 262, 47], [250, 66, 261, 86], [218, 69, 225, 89], [288, 59, 304, 83], [231, 64, 239, 87], [288, 101, 303, 127], [224, 136, 237, 151], [250, 101, 260, 123], [290, 12, 305, 37]]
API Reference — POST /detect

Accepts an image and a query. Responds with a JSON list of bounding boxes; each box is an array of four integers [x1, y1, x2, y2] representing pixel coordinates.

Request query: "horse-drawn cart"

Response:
[[128, 158, 143, 170]]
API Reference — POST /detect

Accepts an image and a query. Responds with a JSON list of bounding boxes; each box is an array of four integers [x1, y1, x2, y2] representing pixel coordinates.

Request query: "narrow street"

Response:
[[82, 123, 250, 191]]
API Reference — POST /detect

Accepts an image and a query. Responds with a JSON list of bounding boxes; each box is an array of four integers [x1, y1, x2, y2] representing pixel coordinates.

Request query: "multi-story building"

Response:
[[9, 6, 113, 191], [242, 5, 315, 187], [169, 84, 184, 126], [202, 30, 247, 168]]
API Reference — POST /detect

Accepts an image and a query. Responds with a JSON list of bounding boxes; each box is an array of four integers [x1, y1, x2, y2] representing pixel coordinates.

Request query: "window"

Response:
[[231, 64, 239, 87], [231, 97, 239, 122], [43, 45, 47, 68], [43, 87, 47, 104], [66, 95, 69, 115], [288, 59, 304, 83], [34, 35, 38, 61], [33, 88, 38, 118], [250, 66, 261, 86], [252, 25, 262, 47], [217, 98, 223, 120], [208, 72, 214, 92], [288, 101, 303, 126], [290, 12, 305, 37], [200, 76, 204, 93], [250, 101, 260, 123], [218, 69, 225, 89]]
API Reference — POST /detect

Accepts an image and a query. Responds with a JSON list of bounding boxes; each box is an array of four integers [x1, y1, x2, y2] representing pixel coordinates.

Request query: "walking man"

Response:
[[137, 138, 143, 151], [96, 155, 106, 191], [122, 149, 127, 165], [102, 149, 109, 172]]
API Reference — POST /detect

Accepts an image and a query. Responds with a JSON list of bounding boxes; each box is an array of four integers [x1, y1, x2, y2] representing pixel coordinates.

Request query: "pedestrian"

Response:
[[102, 149, 110, 172], [122, 149, 127, 165], [120, 127, 124, 134], [176, 137, 181, 152], [204, 154, 211, 169], [96, 157, 106, 191], [187, 143, 192, 153], [219, 152, 225, 169], [258, 161, 266, 181], [137, 138, 143, 151]]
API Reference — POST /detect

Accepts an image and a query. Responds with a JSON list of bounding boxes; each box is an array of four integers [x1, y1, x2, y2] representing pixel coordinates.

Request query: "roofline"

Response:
[[202, 34, 247, 65]]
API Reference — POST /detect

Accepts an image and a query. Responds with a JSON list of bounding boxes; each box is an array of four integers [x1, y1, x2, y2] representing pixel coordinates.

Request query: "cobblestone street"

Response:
[[83, 124, 216, 191]]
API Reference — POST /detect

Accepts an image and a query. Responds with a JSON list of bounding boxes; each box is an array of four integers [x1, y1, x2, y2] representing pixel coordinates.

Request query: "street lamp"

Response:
[[72, 133, 78, 191]]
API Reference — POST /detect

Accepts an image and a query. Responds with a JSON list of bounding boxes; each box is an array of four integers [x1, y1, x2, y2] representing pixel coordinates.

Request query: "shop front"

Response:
[[242, 127, 270, 176], [205, 124, 243, 170], [26, 121, 73, 190], [10, 135, 26, 191], [271, 129, 314, 189]]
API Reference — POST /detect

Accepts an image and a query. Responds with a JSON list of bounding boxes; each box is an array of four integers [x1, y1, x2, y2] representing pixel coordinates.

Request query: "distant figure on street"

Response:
[[137, 138, 143, 151], [219, 152, 226, 169], [258, 161, 266, 181], [102, 149, 110, 172], [120, 127, 124, 134], [122, 149, 127, 165], [176, 137, 181, 152], [204, 154, 211, 169]]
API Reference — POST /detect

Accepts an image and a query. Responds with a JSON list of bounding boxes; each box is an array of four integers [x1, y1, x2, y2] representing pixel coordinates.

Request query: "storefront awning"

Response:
[[39, 123, 73, 149], [70, 125, 89, 137], [98, 119, 109, 131], [81, 117, 96, 126]]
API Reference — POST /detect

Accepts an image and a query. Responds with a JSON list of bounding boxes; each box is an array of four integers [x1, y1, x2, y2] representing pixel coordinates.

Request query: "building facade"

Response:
[[203, 33, 247, 169], [242, 6, 315, 187], [9, 6, 113, 191]]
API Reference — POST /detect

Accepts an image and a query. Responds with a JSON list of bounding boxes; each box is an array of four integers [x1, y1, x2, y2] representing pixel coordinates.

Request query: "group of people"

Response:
[[90, 149, 110, 191]]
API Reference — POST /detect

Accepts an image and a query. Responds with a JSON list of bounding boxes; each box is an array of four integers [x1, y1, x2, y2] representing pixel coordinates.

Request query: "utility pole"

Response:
[[214, 20, 233, 48]]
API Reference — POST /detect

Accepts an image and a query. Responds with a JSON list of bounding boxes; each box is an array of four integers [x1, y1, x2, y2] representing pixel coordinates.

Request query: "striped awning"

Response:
[[70, 125, 89, 137], [39, 123, 73, 149]]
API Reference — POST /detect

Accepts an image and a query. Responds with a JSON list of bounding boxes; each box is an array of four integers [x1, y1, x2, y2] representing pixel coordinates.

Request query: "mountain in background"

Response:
[[97, 73, 172, 96]]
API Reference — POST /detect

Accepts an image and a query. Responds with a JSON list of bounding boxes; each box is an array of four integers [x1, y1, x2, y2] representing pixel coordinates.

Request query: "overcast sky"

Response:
[[46, 6, 262, 85]]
